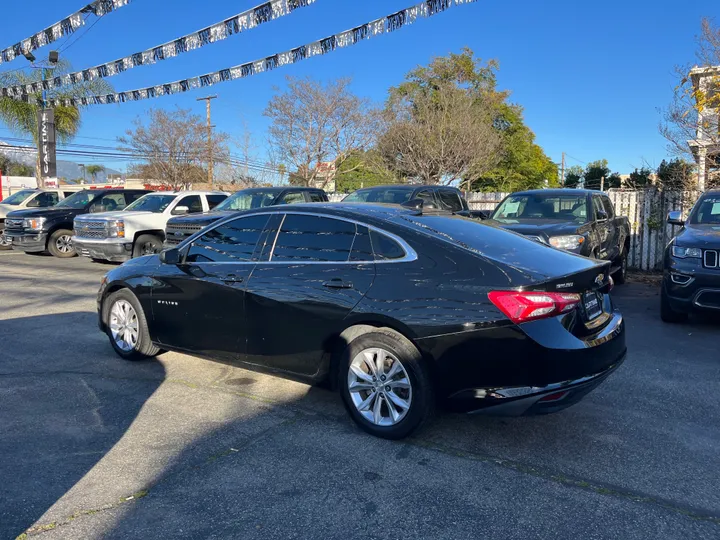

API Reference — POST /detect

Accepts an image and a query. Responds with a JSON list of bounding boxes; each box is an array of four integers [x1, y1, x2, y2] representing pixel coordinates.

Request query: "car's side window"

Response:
[[350, 226, 374, 262], [369, 230, 405, 260], [601, 197, 615, 219], [308, 192, 326, 203], [416, 190, 435, 207], [186, 215, 271, 263], [206, 194, 227, 210], [91, 193, 127, 213], [175, 195, 203, 214], [271, 214, 355, 262], [438, 189, 463, 212], [280, 192, 306, 204], [63, 191, 75, 198], [592, 196, 606, 220], [126, 192, 147, 204]]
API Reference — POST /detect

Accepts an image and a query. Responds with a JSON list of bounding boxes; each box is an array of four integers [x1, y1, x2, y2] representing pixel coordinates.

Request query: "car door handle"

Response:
[[223, 275, 244, 284], [323, 279, 353, 290]]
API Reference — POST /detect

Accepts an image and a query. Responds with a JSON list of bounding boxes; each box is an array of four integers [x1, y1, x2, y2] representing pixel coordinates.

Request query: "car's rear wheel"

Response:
[[133, 234, 163, 258], [48, 229, 76, 258], [660, 289, 688, 323], [104, 289, 162, 360], [339, 331, 433, 439]]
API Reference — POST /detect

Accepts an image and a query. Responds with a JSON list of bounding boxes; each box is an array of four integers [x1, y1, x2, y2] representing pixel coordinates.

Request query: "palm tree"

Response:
[[0, 59, 112, 187], [85, 164, 105, 183]]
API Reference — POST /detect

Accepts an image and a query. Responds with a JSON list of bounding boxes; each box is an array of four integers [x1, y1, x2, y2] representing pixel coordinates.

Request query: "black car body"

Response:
[[491, 189, 631, 280], [5, 189, 151, 258], [164, 187, 328, 247], [97, 203, 626, 439], [661, 190, 720, 321], [342, 184, 487, 219]]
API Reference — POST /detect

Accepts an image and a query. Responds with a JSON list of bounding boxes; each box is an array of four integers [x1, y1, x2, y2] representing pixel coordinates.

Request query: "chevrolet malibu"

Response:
[[97, 203, 626, 439]]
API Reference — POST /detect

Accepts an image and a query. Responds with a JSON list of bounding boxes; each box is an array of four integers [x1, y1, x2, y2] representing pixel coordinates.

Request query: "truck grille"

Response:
[[703, 250, 719, 269], [75, 220, 109, 239], [165, 223, 204, 246], [5, 219, 24, 230]]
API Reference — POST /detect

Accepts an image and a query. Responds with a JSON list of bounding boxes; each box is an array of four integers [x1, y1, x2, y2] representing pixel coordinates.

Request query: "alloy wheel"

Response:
[[56, 235, 73, 253], [109, 300, 139, 352], [0, 234, 10, 247], [141, 242, 159, 255], [347, 347, 412, 426]]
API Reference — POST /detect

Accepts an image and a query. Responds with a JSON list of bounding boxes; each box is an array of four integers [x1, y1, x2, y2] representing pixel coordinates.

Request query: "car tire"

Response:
[[133, 234, 163, 258], [660, 289, 688, 323], [613, 252, 627, 285], [339, 331, 434, 440], [48, 229, 76, 258], [103, 289, 162, 360]]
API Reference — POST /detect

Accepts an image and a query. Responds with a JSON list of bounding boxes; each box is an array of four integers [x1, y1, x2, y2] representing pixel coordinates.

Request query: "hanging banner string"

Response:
[[40, 0, 476, 108], [0, 1, 131, 66], [1, 0, 316, 98]]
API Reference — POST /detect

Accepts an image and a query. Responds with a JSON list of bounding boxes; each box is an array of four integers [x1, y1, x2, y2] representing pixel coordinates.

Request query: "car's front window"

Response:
[[55, 191, 95, 209], [343, 189, 414, 204], [492, 194, 588, 222], [2, 190, 35, 205], [125, 194, 177, 213], [214, 191, 278, 211], [689, 196, 720, 225]]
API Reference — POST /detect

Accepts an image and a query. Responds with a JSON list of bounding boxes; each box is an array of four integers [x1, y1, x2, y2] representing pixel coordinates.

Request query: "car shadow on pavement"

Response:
[[0, 312, 166, 539]]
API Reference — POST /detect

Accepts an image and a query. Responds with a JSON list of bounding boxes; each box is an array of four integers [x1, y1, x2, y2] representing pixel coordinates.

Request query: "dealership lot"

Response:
[[1, 251, 719, 539]]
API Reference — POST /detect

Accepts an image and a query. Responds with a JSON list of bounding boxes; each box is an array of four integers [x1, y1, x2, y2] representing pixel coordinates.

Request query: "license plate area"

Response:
[[582, 291, 603, 321]]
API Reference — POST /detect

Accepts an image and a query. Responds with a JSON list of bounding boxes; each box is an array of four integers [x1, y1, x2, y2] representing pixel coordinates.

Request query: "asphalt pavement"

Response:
[[1, 250, 719, 540]]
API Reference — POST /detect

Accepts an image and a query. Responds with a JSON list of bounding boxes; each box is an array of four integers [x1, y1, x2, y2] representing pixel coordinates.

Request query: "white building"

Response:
[[688, 66, 720, 191]]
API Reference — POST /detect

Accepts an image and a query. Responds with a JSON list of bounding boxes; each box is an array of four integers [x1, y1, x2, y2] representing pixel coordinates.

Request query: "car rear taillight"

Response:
[[488, 291, 581, 324]]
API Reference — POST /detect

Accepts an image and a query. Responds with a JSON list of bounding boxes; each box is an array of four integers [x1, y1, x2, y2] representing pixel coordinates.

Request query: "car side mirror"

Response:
[[172, 205, 189, 216], [667, 211, 684, 226], [596, 210, 608, 221], [402, 198, 437, 211], [160, 248, 181, 265]]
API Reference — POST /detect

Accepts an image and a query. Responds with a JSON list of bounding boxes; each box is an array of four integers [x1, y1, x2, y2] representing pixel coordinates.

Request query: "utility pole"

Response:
[[561, 152, 565, 187], [197, 95, 217, 189]]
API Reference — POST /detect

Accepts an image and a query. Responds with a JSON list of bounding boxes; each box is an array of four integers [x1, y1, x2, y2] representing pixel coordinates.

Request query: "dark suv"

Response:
[[164, 186, 328, 247], [661, 190, 720, 322], [5, 189, 151, 258]]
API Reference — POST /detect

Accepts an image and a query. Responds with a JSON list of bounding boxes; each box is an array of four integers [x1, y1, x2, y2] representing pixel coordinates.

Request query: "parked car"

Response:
[[164, 187, 328, 247], [342, 184, 486, 218], [5, 189, 151, 258], [73, 191, 228, 262], [97, 203, 625, 439], [490, 189, 631, 283], [0, 189, 74, 250], [661, 190, 720, 322]]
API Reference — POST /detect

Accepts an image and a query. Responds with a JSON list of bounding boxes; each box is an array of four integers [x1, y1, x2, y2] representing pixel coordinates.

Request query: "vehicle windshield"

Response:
[[125, 194, 177, 213], [689, 195, 720, 225], [343, 188, 414, 204], [214, 190, 278, 211], [54, 190, 95, 209], [1, 190, 35, 205], [492, 193, 588, 222]]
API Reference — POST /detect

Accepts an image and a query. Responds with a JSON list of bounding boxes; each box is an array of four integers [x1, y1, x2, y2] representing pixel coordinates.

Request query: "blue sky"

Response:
[[0, 0, 714, 175]]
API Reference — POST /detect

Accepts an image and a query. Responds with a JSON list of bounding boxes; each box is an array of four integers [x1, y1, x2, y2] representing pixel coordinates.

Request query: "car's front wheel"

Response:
[[48, 229, 76, 258], [133, 234, 163, 258], [339, 331, 433, 439], [103, 289, 162, 360]]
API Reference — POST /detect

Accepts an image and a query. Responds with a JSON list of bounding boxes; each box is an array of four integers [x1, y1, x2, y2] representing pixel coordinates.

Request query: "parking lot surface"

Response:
[[1, 250, 719, 539]]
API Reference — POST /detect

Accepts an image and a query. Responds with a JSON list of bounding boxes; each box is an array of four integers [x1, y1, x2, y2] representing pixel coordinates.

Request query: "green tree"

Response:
[[656, 158, 696, 190], [583, 159, 611, 190], [606, 172, 623, 189], [627, 167, 653, 188], [335, 151, 396, 193], [0, 59, 112, 186], [564, 165, 583, 188], [85, 165, 105, 183]]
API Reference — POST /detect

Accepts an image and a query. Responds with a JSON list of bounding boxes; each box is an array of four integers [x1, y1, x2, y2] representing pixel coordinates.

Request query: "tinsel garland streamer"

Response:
[[39, 0, 476, 108], [1, 0, 316, 98], [0, 1, 131, 66]]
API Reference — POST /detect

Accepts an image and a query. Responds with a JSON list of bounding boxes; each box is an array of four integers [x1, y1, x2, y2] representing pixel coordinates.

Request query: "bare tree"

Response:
[[119, 108, 229, 190], [264, 77, 382, 188], [660, 17, 720, 189], [378, 84, 501, 185]]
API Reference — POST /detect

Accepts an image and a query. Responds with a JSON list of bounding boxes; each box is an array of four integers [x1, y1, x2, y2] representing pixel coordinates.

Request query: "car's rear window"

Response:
[[396, 214, 595, 278], [344, 188, 414, 204]]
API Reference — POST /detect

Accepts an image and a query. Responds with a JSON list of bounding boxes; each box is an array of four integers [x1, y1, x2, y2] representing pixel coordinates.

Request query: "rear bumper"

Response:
[[9, 232, 47, 252], [74, 237, 132, 262]]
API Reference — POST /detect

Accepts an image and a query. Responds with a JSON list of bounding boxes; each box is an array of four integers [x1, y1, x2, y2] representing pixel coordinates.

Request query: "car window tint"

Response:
[[126, 192, 147, 204], [186, 215, 270, 263], [592, 196, 605, 219], [601, 197, 614, 218], [308, 192, 326, 202], [38, 192, 60, 206], [438, 190, 463, 212], [272, 214, 355, 262], [63, 191, 75, 198], [93, 193, 127, 212], [369, 230, 405, 260], [280, 192, 306, 204], [206, 194, 227, 209], [176, 195, 203, 213], [350, 226, 374, 262], [416, 190, 435, 207]]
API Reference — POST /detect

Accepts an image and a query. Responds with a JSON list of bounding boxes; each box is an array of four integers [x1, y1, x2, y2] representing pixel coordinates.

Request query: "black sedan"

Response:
[[661, 190, 720, 322], [97, 203, 626, 439]]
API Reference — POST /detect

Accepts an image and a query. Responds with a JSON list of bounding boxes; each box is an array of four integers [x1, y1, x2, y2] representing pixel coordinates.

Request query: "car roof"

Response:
[[232, 187, 324, 194], [510, 189, 597, 197], [143, 190, 228, 196], [351, 184, 449, 192]]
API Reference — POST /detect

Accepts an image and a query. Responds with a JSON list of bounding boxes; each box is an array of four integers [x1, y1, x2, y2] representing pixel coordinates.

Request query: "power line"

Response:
[[565, 153, 587, 165]]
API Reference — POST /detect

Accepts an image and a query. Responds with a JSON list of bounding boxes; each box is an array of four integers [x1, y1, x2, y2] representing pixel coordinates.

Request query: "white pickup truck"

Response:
[[72, 191, 228, 262], [0, 189, 73, 249]]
